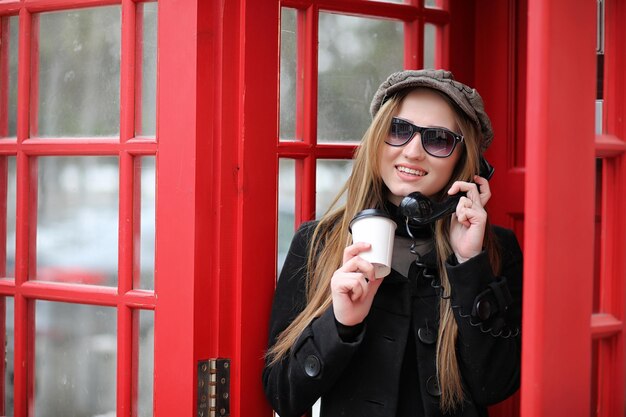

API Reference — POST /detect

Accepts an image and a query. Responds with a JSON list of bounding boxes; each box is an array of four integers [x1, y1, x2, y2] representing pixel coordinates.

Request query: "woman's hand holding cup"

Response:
[[331, 242, 382, 327]]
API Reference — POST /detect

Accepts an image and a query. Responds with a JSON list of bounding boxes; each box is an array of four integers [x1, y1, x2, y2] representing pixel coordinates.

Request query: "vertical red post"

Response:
[[522, 1, 596, 416], [233, 1, 280, 415], [299, 5, 318, 223], [0, 19, 9, 138], [596, 0, 626, 415], [154, 0, 201, 414]]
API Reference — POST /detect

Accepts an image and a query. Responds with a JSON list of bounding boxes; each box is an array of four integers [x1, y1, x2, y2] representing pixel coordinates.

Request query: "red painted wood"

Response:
[[0, 19, 9, 138], [120, 0, 136, 143], [13, 7, 33, 416], [153, 0, 202, 414], [522, 2, 596, 417], [300, 5, 318, 224], [448, 0, 475, 83], [117, 3, 139, 413], [281, 0, 448, 24], [134, 3, 144, 138], [234, 2, 280, 415], [118, 150, 135, 417], [0, 298, 5, 415], [472, 3, 524, 415], [404, 18, 422, 69], [594, 4, 626, 414]]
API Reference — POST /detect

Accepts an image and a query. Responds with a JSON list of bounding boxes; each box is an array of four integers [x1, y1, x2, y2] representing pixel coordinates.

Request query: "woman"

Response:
[[263, 69, 523, 417]]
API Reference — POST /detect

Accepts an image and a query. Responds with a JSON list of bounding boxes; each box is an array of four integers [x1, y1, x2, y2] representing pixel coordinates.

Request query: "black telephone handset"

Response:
[[399, 158, 495, 226]]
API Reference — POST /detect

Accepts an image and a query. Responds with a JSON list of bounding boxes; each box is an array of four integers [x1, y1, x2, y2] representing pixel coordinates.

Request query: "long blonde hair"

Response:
[[266, 89, 501, 412]]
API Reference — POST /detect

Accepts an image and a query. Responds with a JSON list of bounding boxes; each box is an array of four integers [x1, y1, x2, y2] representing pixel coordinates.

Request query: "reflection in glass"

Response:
[[136, 3, 157, 138], [277, 159, 295, 275], [316, 159, 353, 218], [36, 7, 121, 137], [318, 13, 403, 143], [137, 309, 154, 417], [138, 156, 155, 290], [424, 24, 436, 69], [35, 301, 116, 416], [36, 157, 119, 286], [280, 8, 297, 141], [0, 16, 19, 138], [3, 156, 16, 279], [3, 297, 14, 416]]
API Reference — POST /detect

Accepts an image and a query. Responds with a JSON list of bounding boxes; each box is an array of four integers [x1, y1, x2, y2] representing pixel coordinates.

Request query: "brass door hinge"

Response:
[[198, 358, 231, 417]]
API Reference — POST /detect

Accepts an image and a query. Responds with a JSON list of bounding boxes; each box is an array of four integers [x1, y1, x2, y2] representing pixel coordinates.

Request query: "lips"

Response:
[[396, 165, 427, 177]]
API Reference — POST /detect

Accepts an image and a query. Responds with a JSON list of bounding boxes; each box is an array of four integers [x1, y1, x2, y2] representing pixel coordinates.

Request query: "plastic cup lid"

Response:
[[349, 209, 394, 233]]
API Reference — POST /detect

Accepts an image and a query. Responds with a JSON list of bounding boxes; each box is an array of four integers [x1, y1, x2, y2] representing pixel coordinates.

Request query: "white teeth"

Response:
[[397, 166, 426, 176]]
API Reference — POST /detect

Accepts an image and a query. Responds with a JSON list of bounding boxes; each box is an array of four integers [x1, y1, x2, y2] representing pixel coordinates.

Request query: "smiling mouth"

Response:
[[396, 165, 426, 176]]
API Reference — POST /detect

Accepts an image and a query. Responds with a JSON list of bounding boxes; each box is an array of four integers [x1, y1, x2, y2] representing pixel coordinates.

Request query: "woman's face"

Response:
[[379, 89, 463, 205]]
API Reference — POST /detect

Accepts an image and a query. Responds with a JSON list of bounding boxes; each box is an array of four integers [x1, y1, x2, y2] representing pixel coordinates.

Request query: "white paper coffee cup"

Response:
[[349, 209, 397, 278]]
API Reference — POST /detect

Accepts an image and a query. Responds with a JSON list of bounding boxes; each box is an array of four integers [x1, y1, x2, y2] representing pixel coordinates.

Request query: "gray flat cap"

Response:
[[370, 69, 493, 151]]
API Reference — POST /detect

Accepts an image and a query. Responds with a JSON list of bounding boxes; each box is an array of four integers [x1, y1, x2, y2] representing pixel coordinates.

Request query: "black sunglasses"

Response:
[[386, 117, 464, 158]]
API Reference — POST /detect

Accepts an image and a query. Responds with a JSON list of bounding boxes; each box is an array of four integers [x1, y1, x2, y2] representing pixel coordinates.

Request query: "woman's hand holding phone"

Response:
[[331, 242, 382, 327], [448, 175, 492, 263]]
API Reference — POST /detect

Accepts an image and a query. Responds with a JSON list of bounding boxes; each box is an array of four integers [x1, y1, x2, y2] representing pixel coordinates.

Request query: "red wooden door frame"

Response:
[[521, 1, 596, 416], [189, 1, 625, 417], [472, 1, 526, 415], [591, 1, 626, 416], [0, 1, 159, 416]]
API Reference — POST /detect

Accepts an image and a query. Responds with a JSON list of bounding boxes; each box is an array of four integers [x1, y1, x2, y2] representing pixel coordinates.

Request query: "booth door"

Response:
[[0, 2, 159, 416], [239, 0, 525, 416], [0, 1, 211, 415]]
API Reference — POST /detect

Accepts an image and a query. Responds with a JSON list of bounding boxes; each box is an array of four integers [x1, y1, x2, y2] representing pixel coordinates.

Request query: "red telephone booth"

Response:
[[0, 0, 624, 416]]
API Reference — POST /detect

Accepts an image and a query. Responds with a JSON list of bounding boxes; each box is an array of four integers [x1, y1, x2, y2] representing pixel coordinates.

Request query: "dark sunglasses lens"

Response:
[[389, 120, 414, 145], [422, 129, 455, 157]]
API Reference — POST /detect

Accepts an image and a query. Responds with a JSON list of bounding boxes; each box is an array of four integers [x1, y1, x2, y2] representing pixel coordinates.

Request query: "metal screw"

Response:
[[224, 362, 229, 369], [223, 392, 229, 399], [220, 378, 226, 384], [201, 364, 208, 372], [220, 408, 226, 415]]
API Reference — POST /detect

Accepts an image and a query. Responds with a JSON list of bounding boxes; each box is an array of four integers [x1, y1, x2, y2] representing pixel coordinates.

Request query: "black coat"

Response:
[[263, 221, 523, 417]]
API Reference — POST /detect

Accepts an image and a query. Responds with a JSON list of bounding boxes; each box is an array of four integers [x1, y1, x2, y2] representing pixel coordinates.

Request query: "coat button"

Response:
[[304, 355, 321, 377], [417, 327, 436, 345], [426, 375, 441, 397], [476, 299, 492, 320]]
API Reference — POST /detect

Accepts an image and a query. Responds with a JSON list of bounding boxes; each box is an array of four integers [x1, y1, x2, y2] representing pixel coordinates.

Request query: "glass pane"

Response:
[[277, 158, 295, 275], [36, 156, 119, 286], [137, 309, 154, 417], [35, 301, 116, 416], [2, 156, 16, 279], [137, 156, 155, 290], [136, 3, 157, 138], [316, 159, 352, 218], [318, 13, 403, 143], [0, 16, 19, 138], [425, 0, 443, 9], [280, 8, 297, 141], [3, 296, 14, 416], [424, 23, 436, 69], [36, 6, 121, 137]]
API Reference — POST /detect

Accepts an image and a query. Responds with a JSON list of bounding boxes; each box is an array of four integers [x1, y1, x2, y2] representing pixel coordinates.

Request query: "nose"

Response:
[[401, 133, 426, 160]]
